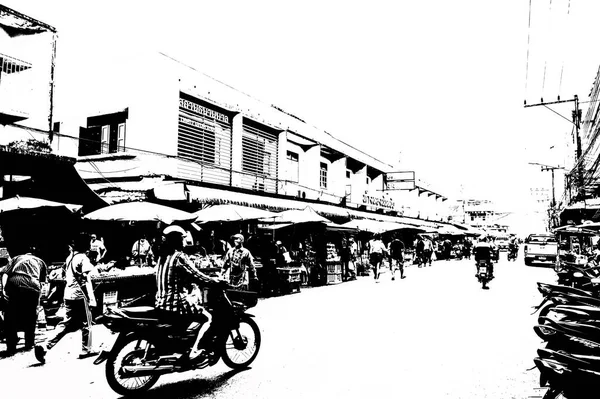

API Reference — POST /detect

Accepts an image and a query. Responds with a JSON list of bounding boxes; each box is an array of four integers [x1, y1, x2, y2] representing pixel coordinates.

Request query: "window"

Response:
[[101, 125, 109, 154], [287, 151, 299, 182], [346, 170, 351, 179], [366, 177, 371, 185], [117, 123, 126, 152], [320, 162, 328, 189]]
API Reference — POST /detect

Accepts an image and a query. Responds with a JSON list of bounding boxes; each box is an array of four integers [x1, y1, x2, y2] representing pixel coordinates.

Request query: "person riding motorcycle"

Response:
[[155, 225, 221, 363], [508, 235, 519, 257], [473, 236, 494, 279]]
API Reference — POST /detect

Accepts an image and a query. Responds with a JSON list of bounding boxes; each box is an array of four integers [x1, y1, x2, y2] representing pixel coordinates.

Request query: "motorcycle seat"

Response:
[[120, 306, 160, 320]]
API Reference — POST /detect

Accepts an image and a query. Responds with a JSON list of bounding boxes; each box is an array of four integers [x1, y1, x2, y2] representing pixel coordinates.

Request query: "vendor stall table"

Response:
[[276, 264, 302, 293]]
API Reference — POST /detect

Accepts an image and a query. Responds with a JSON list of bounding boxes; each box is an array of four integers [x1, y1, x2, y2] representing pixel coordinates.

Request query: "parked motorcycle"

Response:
[[476, 259, 492, 289], [93, 282, 261, 396]]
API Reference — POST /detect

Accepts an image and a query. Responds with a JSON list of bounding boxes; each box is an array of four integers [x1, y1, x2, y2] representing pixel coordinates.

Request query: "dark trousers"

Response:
[[46, 299, 93, 354], [4, 285, 40, 351]]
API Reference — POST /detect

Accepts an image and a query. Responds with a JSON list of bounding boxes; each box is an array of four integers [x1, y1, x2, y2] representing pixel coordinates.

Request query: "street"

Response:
[[1, 252, 555, 399]]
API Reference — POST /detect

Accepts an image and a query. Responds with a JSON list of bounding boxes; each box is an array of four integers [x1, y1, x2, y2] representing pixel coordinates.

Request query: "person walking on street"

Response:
[[0, 245, 47, 357], [415, 236, 425, 267], [443, 238, 452, 261], [422, 237, 433, 266], [368, 234, 387, 282], [388, 235, 406, 280], [35, 233, 98, 364]]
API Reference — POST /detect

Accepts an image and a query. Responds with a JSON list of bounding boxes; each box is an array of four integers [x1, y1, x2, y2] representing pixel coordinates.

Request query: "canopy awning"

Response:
[[159, 184, 352, 220]]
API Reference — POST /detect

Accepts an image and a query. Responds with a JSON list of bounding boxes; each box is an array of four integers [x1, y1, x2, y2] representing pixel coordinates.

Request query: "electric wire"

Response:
[[525, 0, 533, 95]]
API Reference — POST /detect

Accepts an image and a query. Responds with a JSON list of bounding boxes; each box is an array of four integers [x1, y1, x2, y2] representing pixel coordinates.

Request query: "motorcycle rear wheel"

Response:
[[222, 316, 261, 370], [106, 336, 160, 396]]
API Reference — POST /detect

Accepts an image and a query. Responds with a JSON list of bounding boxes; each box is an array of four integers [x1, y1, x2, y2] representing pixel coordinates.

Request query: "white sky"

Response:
[[7, 0, 600, 212]]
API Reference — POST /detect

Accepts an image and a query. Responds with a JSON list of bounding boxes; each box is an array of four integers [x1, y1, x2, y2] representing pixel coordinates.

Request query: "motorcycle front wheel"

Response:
[[222, 315, 261, 370], [106, 336, 160, 396]]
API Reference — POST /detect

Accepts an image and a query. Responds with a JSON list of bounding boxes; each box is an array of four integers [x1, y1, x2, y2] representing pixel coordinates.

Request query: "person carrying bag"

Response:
[[35, 233, 98, 364]]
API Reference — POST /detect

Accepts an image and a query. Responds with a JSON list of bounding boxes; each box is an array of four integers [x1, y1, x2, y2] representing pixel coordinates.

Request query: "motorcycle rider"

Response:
[[508, 235, 519, 258], [474, 236, 494, 279], [155, 225, 221, 363]]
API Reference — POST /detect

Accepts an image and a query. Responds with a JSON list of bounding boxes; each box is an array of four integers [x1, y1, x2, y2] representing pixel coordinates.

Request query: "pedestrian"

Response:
[[443, 238, 452, 261], [0, 245, 47, 357], [415, 236, 425, 267], [221, 234, 258, 290], [35, 233, 98, 364], [422, 237, 433, 266], [368, 234, 387, 282], [88, 233, 107, 266], [388, 235, 406, 280]]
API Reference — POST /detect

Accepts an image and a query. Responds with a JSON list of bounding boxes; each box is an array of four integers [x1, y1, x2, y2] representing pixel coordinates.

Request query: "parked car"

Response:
[[524, 233, 558, 266]]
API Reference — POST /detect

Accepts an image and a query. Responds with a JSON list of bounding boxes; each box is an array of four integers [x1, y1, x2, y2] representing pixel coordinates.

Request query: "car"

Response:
[[524, 233, 558, 266], [495, 235, 511, 251]]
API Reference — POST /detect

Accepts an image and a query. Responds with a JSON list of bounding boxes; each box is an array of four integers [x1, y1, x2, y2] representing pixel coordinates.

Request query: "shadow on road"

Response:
[[118, 368, 249, 399]]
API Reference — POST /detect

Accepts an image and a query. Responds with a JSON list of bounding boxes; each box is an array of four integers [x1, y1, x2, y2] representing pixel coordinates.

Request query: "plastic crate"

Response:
[[327, 272, 342, 285], [326, 263, 342, 274]]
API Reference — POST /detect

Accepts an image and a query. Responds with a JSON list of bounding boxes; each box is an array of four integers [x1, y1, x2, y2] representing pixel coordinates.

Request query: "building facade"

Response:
[[49, 51, 450, 223]]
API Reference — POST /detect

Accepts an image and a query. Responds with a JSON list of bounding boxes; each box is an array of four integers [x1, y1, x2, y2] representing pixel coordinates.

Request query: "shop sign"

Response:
[[179, 98, 229, 124], [362, 194, 395, 210]]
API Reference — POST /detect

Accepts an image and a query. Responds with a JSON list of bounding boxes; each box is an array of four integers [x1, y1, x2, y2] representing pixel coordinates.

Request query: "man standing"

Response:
[[0, 245, 47, 356], [388, 235, 406, 280], [221, 234, 258, 290], [131, 234, 154, 265], [88, 234, 106, 266], [422, 237, 433, 266], [35, 233, 98, 364]]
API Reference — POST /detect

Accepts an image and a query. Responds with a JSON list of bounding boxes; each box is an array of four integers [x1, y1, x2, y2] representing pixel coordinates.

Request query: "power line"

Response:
[[525, 0, 533, 95]]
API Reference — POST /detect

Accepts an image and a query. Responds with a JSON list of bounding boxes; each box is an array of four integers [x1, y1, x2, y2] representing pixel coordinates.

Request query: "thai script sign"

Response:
[[179, 98, 229, 124], [362, 194, 395, 210]]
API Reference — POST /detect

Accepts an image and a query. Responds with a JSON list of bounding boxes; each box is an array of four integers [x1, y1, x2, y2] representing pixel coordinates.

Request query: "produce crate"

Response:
[[326, 263, 342, 274], [327, 272, 342, 285]]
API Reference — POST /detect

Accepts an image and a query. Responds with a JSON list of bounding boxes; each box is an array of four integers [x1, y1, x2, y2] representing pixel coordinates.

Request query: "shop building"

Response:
[[51, 51, 449, 225]]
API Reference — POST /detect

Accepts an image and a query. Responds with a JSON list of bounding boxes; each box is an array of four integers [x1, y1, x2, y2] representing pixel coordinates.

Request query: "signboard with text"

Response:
[[384, 171, 415, 190]]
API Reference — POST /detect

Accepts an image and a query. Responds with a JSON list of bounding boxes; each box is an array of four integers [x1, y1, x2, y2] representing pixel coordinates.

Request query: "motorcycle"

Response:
[[476, 260, 492, 290], [507, 246, 518, 261], [93, 282, 261, 396]]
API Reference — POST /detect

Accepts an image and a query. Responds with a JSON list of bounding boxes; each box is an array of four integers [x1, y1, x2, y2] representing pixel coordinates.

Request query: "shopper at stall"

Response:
[[131, 234, 154, 265], [221, 234, 258, 290], [35, 233, 97, 364], [155, 225, 219, 363], [88, 233, 107, 265], [0, 245, 47, 357]]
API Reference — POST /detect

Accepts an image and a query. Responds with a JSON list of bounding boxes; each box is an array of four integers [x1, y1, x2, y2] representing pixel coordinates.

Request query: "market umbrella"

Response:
[[553, 225, 598, 236], [193, 204, 278, 223], [576, 221, 600, 231], [260, 206, 331, 224], [83, 201, 196, 224], [436, 225, 467, 236], [0, 195, 83, 214]]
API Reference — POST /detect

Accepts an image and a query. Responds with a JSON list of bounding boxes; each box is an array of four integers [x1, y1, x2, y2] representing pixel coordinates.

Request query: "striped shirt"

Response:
[[3, 254, 47, 293], [155, 251, 214, 314]]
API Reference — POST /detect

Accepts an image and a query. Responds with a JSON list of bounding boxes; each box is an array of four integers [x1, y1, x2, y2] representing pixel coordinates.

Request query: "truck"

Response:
[[524, 233, 558, 266]]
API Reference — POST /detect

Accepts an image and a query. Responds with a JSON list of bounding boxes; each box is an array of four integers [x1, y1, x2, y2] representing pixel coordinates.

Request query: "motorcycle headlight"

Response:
[[573, 272, 584, 278]]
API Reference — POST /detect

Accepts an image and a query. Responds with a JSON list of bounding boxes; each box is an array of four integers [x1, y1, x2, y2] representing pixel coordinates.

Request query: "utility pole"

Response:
[[524, 95, 583, 202], [528, 162, 565, 229]]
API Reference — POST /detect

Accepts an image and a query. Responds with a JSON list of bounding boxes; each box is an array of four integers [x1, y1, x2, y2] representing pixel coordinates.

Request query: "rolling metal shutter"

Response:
[[241, 119, 278, 192]]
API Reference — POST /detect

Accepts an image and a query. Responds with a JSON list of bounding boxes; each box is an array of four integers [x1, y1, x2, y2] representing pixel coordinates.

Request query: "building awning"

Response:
[[154, 183, 352, 220], [1, 147, 107, 212]]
